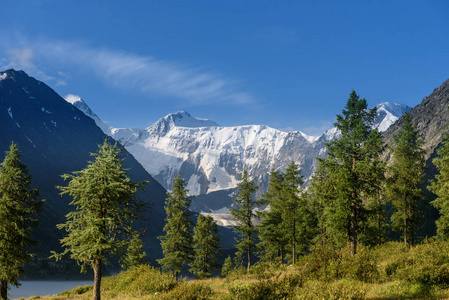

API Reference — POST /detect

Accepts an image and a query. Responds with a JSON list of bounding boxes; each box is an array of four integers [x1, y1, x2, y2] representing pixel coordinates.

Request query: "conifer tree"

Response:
[[120, 232, 146, 270], [282, 161, 306, 264], [230, 170, 261, 270], [158, 173, 193, 281], [189, 214, 221, 279], [258, 170, 286, 263], [221, 255, 233, 278], [0, 142, 43, 300], [54, 140, 146, 300], [315, 91, 385, 255], [386, 113, 424, 246], [429, 135, 449, 240]]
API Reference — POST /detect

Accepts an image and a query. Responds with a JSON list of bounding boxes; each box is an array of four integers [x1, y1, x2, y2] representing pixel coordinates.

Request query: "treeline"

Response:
[[157, 90, 449, 281]]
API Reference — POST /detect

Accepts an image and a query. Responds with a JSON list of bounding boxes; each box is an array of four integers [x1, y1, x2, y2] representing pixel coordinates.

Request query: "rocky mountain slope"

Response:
[[383, 78, 449, 159]]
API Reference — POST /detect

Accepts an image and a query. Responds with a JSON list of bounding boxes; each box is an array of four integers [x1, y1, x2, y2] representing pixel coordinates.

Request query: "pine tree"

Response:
[[429, 135, 449, 240], [230, 170, 261, 270], [189, 214, 221, 279], [282, 161, 306, 264], [221, 255, 233, 278], [386, 113, 425, 246], [120, 231, 146, 270], [258, 170, 286, 263], [0, 142, 43, 300], [53, 140, 146, 300], [259, 164, 313, 264], [315, 90, 385, 255], [157, 173, 194, 281]]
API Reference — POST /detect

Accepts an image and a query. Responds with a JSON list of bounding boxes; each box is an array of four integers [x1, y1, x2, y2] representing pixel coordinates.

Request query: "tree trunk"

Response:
[[0, 279, 7, 300], [93, 258, 102, 300], [350, 201, 357, 256], [404, 217, 408, 246], [247, 247, 251, 271], [292, 218, 296, 264]]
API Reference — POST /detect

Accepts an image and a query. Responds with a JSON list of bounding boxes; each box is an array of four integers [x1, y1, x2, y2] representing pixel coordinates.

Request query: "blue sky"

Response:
[[1, 1, 449, 136]]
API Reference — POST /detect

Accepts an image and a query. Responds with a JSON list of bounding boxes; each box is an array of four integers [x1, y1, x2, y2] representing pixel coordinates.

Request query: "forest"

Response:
[[2, 91, 449, 299]]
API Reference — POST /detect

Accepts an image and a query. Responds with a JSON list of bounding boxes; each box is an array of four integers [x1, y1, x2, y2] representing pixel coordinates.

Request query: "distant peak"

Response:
[[64, 94, 83, 105], [158, 111, 219, 129], [374, 102, 412, 132]]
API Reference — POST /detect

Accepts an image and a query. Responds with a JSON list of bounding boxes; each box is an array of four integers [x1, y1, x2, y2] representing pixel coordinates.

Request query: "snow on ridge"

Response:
[[156, 111, 220, 129], [299, 131, 320, 143], [375, 102, 412, 132], [64, 94, 82, 105], [0, 73, 7, 81]]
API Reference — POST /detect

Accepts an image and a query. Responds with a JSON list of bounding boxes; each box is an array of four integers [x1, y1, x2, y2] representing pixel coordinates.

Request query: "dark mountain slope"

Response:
[[0, 69, 167, 265], [382, 78, 449, 238]]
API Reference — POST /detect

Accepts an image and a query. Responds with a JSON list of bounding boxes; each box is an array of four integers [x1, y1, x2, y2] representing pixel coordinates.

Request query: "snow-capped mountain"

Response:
[[375, 102, 412, 132], [66, 97, 410, 213]]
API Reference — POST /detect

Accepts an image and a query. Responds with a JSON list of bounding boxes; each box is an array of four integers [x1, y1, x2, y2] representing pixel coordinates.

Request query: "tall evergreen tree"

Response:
[[282, 161, 306, 264], [189, 214, 221, 279], [258, 170, 286, 263], [230, 170, 261, 270], [386, 113, 425, 246], [0, 142, 43, 300], [429, 135, 449, 240], [158, 173, 193, 281], [54, 140, 146, 300], [315, 90, 385, 255]]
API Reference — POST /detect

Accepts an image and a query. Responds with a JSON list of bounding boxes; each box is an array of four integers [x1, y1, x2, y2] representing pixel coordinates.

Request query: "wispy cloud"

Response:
[[1, 36, 255, 106], [1, 47, 55, 82]]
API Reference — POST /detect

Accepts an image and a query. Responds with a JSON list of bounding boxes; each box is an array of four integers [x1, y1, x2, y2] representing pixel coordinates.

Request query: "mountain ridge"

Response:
[[66, 88, 411, 214]]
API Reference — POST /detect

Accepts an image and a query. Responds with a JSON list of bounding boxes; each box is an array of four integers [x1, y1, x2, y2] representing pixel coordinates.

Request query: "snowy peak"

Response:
[[149, 111, 219, 134], [64, 94, 98, 119], [64, 94, 112, 135], [375, 102, 412, 132]]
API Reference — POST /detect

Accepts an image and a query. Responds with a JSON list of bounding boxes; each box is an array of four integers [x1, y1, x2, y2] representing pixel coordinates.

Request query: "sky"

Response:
[[1, 1, 449, 136]]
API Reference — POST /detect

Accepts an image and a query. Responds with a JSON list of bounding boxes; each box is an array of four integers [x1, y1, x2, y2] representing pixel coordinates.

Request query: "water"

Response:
[[9, 280, 92, 299]]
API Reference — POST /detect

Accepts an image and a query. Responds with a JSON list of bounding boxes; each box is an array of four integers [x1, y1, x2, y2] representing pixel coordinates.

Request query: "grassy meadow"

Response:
[[22, 240, 449, 300]]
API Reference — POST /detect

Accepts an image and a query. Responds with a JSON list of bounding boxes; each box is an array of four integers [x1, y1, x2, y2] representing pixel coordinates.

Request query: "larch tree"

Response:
[[386, 113, 425, 246], [429, 135, 449, 240], [53, 140, 147, 300], [120, 231, 146, 270], [0, 142, 43, 300], [189, 214, 221, 279], [230, 170, 261, 270], [258, 170, 286, 263], [157, 173, 194, 281], [316, 90, 385, 255]]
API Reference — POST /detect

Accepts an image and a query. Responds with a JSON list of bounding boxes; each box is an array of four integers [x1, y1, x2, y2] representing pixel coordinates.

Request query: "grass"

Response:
[[23, 241, 449, 300]]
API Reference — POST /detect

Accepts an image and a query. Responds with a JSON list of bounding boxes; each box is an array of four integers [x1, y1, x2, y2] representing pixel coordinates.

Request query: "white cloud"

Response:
[[2, 37, 256, 106], [1, 48, 55, 82]]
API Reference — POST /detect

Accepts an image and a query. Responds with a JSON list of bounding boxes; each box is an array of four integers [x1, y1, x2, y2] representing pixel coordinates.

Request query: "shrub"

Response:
[[228, 274, 302, 300], [105, 264, 177, 297], [297, 280, 366, 300], [159, 282, 214, 300], [301, 243, 378, 282]]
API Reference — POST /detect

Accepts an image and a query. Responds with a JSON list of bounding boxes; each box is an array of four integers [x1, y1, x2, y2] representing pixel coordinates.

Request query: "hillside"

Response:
[[0, 69, 168, 274]]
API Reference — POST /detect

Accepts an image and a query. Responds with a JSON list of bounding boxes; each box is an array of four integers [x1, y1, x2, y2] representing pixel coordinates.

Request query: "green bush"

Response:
[[301, 243, 378, 282], [105, 264, 177, 296], [297, 280, 366, 300], [397, 240, 449, 286], [228, 274, 302, 300], [159, 282, 214, 300]]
